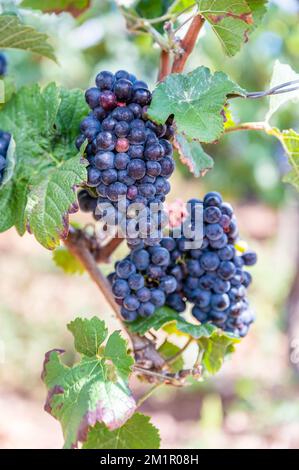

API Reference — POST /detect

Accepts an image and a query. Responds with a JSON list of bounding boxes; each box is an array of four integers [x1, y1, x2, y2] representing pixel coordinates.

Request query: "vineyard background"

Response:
[[1, 0, 299, 449]]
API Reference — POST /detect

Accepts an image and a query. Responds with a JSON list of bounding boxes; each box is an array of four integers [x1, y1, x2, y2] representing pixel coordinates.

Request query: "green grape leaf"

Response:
[[21, 0, 90, 17], [53, 246, 85, 275], [148, 67, 245, 143], [67, 317, 108, 357], [0, 180, 14, 232], [272, 128, 299, 191], [174, 133, 213, 177], [169, 0, 195, 14], [0, 15, 56, 61], [128, 306, 217, 338], [198, 330, 240, 374], [25, 155, 86, 249], [42, 316, 135, 449], [104, 331, 134, 380], [0, 84, 88, 247], [158, 340, 184, 373], [0, 76, 16, 108], [266, 60, 299, 123], [198, 0, 268, 57], [135, 0, 173, 19], [83, 413, 160, 449]]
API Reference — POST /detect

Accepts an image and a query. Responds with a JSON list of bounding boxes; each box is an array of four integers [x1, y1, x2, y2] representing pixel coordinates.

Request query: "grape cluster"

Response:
[[108, 191, 257, 337], [165, 192, 257, 337], [77, 70, 175, 242], [108, 240, 178, 322], [0, 131, 11, 184], [0, 52, 7, 76]]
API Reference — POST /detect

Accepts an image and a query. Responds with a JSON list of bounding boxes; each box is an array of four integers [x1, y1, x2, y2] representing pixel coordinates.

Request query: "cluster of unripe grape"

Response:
[[77, 70, 174, 244], [77, 71, 257, 337]]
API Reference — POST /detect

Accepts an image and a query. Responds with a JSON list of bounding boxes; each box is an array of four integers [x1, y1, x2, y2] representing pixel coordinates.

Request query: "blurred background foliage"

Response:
[[0, 0, 299, 449]]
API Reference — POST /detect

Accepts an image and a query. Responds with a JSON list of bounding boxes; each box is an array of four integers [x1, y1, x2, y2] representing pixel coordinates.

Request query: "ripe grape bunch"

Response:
[[0, 52, 7, 76], [0, 130, 11, 184], [164, 192, 257, 337], [108, 192, 257, 338], [77, 70, 175, 240]]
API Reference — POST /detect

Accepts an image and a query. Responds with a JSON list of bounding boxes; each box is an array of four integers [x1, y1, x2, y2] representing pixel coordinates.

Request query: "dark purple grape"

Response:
[[107, 182, 127, 202], [101, 168, 118, 185], [96, 131, 116, 151], [115, 121, 130, 137], [138, 301, 155, 317], [128, 145, 144, 159], [146, 161, 161, 177], [114, 152, 129, 170], [127, 159, 146, 180], [85, 88, 101, 108], [136, 287, 151, 302], [242, 251, 257, 266], [96, 71, 115, 90], [114, 79, 133, 101], [112, 279, 130, 298], [94, 151, 114, 170], [160, 157, 175, 177], [133, 88, 151, 106], [87, 166, 102, 187]]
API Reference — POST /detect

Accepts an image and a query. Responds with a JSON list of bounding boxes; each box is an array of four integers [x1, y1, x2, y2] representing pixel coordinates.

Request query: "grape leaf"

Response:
[[21, 0, 90, 17], [42, 316, 135, 449], [104, 331, 135, 380], [135, 0, 173, 19], [53, 246, 85, 275], [266, 60, 299, 123], [272, 129, 299, 191], [25, 156, 86, 249], [158, 340, 184, 372], [169, 0, 195, 14], [198, 0, 268, 57], [0, 180, 14, 232], [67, 317, 108, 357], [128, 306, 217, 338], [198, 330, 240, 374], [0, 76, 16, 108], [0, 84, 89, 248], [148, 67, 245, 143], [83, 413, 160, 449], [0, 15, 56, 61], [174, 133, 213, 177]]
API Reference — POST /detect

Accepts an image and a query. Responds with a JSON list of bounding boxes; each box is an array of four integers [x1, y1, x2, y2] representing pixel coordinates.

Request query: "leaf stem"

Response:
[[224, 121, 269, 134], [136, 383, 163, 408], [166, 337, 193, 365]]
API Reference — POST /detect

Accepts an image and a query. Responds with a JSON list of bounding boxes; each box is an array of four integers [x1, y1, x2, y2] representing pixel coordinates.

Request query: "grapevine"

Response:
[[0, 0, 298, 451]]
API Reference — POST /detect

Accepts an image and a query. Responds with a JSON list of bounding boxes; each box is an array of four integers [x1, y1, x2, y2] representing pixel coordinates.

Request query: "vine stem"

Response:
[[158, 49, 171, 81], [64, 227, 132, 339], [171, 14, 205, 73], [166, 337, 193, 365], [224, 122, 269, 134], [136, 383, 163, 408]]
